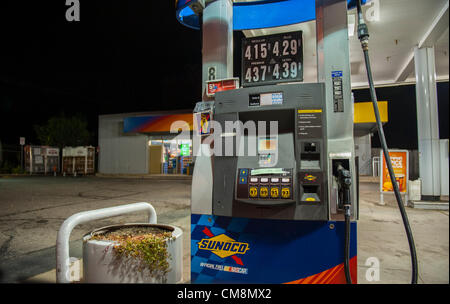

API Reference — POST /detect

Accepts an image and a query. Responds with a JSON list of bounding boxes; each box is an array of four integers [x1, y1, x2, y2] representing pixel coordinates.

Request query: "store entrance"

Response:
[[148, 137, 193, 175], [148, 145, 163, 174]]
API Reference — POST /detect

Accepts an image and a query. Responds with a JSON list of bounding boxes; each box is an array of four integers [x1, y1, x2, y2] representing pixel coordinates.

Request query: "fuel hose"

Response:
[[344, 203, 352, 284], [336, 164, 353, 284]]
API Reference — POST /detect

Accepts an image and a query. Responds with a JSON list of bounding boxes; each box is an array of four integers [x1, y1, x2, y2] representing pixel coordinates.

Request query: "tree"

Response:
[[34, 114, 91, 148]]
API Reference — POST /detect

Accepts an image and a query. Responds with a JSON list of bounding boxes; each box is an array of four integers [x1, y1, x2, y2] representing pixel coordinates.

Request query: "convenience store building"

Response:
[[98, 110, 194, 175]]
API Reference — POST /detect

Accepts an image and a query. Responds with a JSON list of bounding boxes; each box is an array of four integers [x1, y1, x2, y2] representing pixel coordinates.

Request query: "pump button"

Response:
[[259, 187, 269, 198], [271, 178, 280, 183], [249, 187, 258, 198], [260, 178, 269, 183], [250, 177, 258, 183], [281, 178, 290, 183], [270, 187, 280, 198], [281, 187, 291, 199]]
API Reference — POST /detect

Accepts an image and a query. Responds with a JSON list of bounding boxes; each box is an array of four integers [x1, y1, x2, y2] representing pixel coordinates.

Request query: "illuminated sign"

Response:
[[180, 144, 190, 156], [258, 138, 277, 152], [176, 0, 367, 31], [124, 114, 193, 133]]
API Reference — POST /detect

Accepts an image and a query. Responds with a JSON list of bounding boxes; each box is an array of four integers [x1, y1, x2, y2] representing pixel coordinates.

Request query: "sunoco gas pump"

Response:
[[185, 0, 417, 284]]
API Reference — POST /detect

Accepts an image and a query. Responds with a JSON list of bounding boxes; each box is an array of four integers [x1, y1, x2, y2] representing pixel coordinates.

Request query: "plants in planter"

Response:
[[91, 226, 175, 279]]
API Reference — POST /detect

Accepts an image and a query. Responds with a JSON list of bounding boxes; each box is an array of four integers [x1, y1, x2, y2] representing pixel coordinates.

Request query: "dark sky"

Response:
[[0, 1, 203, 145], [0, 1, 448, 150], [353, 82, 449, 150]]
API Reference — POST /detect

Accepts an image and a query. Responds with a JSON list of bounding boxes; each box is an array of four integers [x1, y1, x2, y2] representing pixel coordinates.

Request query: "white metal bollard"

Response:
[[56, 202, 157, 283]]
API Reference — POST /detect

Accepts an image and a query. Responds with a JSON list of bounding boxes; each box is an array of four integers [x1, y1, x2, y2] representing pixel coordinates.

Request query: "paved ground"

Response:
[[0, 175, 448, 284], [357, 182, 448, 284], [0, 176, 191, 283]]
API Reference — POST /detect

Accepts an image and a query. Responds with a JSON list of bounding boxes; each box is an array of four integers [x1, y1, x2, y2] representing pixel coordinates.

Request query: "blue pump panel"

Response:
[[176, 0, 367, 30], [191, 214, 357, 284]]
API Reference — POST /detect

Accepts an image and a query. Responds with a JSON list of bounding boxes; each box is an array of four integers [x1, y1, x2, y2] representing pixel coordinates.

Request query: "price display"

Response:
[[241, 31, 303, 87]]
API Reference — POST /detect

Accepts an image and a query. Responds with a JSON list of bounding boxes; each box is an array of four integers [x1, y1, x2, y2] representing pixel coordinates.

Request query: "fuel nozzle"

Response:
[[336, 164, 351, 190], [356, 0, 370, 50], [335, 163, 352, 216]]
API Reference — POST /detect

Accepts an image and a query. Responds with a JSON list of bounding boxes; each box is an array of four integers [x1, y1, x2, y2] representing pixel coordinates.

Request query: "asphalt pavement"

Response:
[[0, 175, 448, 284], [0, 175, 190, 283]]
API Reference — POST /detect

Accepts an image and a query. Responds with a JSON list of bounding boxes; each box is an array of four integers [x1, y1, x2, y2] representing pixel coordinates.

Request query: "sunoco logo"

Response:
[[198, 228, 250, 265], [304, 174, 317, 181]]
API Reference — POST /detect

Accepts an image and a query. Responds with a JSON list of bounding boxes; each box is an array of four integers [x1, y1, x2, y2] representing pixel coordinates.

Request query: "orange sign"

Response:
[[380, 150, 408, 193]]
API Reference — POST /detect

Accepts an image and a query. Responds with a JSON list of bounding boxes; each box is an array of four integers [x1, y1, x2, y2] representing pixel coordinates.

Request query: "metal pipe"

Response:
[[56, 202, 157, 283]]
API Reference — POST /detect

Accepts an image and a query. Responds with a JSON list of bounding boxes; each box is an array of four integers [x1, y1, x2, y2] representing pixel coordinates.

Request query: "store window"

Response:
[[149, 137, 193, 175]]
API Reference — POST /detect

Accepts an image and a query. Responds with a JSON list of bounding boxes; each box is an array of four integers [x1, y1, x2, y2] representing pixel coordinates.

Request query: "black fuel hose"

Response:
[[336, 164, 353, 284], [356, 0, 418, 284], [344, 204, 352, 284]]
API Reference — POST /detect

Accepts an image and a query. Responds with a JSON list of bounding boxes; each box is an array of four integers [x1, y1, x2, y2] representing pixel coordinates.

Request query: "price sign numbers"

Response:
[[242, 31, 303, 87]]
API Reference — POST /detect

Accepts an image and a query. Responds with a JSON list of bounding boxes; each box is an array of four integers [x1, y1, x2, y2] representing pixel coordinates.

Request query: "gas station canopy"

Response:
[[176, 0, 367, 30]]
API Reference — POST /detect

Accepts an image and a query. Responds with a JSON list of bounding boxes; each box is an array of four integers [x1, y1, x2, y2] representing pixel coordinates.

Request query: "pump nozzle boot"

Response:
[[334, 163, 352, 210]]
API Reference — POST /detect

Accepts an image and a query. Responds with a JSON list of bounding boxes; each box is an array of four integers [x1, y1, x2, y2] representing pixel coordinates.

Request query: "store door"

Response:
[[149, 145, 162, 174]]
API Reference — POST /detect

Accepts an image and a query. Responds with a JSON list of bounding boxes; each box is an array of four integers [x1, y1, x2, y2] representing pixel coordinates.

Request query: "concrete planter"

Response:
[[82, 223, 183, 283]]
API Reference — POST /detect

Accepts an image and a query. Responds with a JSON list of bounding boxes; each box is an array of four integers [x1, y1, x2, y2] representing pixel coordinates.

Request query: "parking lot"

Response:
[[0, 176, 191, 283], [0, 175, 448, 284]]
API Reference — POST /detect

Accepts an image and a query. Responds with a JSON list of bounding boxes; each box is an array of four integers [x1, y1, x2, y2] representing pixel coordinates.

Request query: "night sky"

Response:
[[353, 81, 449, 150], [0, 1, 448, 150], [0, 1, 203, 146]]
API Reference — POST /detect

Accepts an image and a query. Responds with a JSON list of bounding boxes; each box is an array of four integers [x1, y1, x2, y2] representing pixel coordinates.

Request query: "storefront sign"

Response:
[[180, 144, 190, 156], [46, 148, 60, 156], [124, 114, 193, 133]]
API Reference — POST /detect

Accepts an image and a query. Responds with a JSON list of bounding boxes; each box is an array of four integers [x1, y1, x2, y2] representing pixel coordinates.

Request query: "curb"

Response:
[[95, 173, 192, 181]]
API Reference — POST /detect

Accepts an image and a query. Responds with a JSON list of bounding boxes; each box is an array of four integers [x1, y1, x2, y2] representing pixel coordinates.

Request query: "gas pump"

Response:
[[191, 83, 358, 284], [186, 0, 417, 284], [189, 1, 358, 281], [210, 83, 357, 224]]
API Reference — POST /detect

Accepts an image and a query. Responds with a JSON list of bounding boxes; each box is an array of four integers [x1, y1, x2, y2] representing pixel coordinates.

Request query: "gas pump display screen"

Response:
[[258, 138, 277, 152], [242, 31, 303, 87]]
